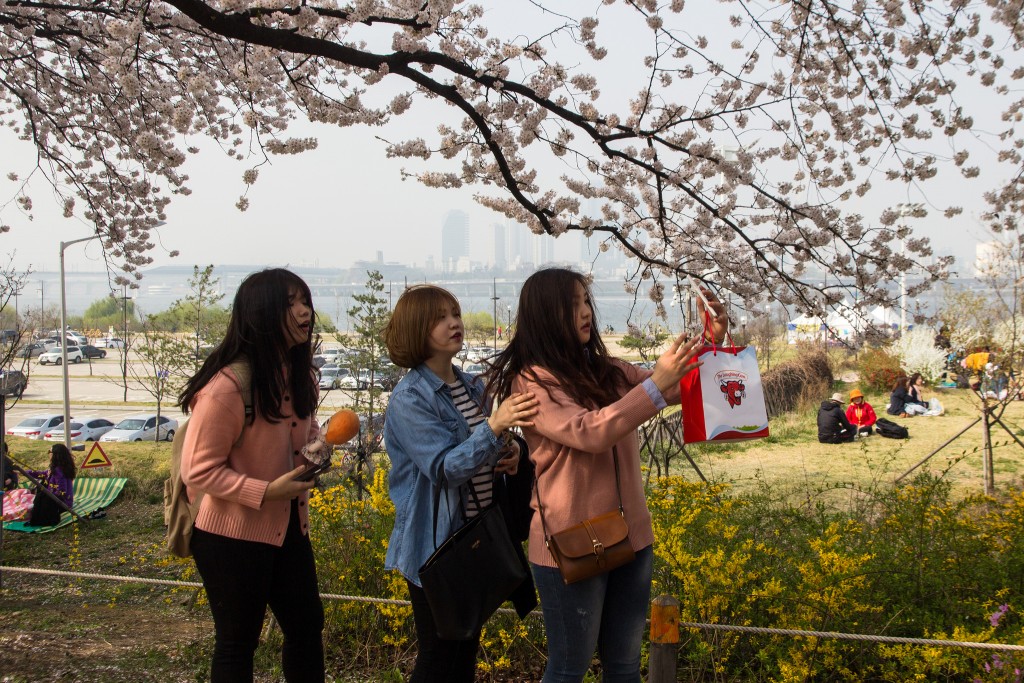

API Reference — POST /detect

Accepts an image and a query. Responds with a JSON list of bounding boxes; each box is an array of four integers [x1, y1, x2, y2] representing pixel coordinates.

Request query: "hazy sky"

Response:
[[0, 2, 998, 279]]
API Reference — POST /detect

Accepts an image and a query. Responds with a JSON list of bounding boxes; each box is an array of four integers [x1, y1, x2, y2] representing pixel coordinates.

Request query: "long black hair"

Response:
[[178, 268, 317, 421], [486, 268, 627, 408], [50, 443, 77, 480]]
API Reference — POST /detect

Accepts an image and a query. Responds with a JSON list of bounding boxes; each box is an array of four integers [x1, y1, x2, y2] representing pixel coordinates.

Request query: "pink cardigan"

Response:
[[513, 360, 671, 567], [181, 369, 319, 546]]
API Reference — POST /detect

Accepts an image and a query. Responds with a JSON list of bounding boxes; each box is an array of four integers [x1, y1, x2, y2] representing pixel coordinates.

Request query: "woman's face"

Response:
[[284, 288, 312, 348], [426, 302, 464, 361], [852, 397, 863, 405], [572, 280, 593, 345], [914, 377, 924, 386]]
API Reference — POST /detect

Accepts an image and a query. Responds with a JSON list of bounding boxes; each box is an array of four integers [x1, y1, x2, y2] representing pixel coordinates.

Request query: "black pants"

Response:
[[406, 579, 481, 683], [819, 431, 855, 444], [191, 500, 325, 683], [27, 490, 63, 526]]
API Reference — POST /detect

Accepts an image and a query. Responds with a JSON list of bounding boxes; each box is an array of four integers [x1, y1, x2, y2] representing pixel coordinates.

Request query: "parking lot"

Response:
[[3, 353, 374, 432]]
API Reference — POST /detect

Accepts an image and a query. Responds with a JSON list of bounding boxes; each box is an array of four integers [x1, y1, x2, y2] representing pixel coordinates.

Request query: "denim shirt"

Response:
[[384, 363, 504, 584]]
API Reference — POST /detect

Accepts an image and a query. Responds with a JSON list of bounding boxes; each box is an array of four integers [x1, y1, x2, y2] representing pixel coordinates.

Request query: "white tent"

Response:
[[870, 305, 900, 328], [787, 313, 825, 344], [825, 310, 857, 341]]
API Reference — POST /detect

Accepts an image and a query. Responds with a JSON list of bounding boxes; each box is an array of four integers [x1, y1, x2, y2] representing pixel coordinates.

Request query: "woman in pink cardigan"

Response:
[[178, 268, 324, 683], [487, 268, 726, 683]]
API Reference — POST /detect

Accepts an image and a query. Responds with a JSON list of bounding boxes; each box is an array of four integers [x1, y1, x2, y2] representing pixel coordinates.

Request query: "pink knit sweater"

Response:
[[513, 360, 672, 567], [181, 369, 319, 546]]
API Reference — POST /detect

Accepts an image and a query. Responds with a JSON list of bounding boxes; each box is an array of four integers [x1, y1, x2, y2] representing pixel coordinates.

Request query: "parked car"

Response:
[[38, 346, 83, 365], [312, 354, 329, 369], [462, 363, 487, 376], [0, 329, 18, 345], [318, 366, 348, 390], [6, 414, 68, 440], [339, 372, 368, 390], [98, 336, 125, 349], [15, 342, 47, 358], [467, 346, 497, 363], [0, 369, 28, 397], [79, 344, 107, 359], [45, 417, 116, 442], [101, 414, 178, 442]]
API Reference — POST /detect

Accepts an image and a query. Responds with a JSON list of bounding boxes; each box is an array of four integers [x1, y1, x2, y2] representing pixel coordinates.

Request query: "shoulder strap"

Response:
[[223, 360, 253, 446], [536, 446, 624, 542]]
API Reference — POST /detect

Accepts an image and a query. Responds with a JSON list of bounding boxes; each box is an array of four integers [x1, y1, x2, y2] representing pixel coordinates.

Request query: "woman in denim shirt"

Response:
[[383, 285, 538, 683]]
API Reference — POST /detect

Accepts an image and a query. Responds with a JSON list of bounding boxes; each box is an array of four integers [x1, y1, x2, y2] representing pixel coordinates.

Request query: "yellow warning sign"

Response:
[[81, 441, 113, 469]]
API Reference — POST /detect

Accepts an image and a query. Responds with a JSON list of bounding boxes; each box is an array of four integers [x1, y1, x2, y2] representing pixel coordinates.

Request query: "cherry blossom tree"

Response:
[[2, 0, 1022, 314]]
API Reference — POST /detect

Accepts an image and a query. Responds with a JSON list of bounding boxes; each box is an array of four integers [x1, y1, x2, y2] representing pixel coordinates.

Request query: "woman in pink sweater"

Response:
[[178, 268, 325, 683], [487, 268, 726, 683]]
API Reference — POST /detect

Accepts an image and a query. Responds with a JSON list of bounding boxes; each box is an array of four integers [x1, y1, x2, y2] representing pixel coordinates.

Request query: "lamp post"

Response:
[[895, 203, 923, 336], [492, 278, 499, 349], [764, 303, 772, 372], [59, 234, 102, 450], [506, 305, 512, 341], [120, 285, 132, 402], [740, 315, 747, 345]]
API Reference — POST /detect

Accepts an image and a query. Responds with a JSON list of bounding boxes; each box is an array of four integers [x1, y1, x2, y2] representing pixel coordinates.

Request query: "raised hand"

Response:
[[651, 333, 704, 394]]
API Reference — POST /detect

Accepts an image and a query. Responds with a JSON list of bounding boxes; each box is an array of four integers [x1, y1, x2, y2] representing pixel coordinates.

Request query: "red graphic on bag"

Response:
[[716, 370, 747, 409]]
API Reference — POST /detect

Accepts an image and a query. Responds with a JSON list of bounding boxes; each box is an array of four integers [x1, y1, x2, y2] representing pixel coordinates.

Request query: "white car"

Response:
[[45, 417, 116, 442], [6, 414, 69, 440], [318, 367, 350, 390], [38, 346, 83, 365], [467, 346, 497, 363], [101, 414, 178, 442], [99, 337, 125, 349], [462, 363, 487, 376]]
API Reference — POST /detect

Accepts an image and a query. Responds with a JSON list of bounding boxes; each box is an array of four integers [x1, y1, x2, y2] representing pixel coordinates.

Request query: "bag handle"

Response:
[[536, 446, 624, 544]]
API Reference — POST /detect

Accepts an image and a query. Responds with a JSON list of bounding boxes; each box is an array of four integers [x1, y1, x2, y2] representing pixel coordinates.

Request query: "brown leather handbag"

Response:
[[538, 448, 636, 585]]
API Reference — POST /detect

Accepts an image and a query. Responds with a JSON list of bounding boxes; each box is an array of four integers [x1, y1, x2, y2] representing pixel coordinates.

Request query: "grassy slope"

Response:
[[2, 386, 1023, 681]]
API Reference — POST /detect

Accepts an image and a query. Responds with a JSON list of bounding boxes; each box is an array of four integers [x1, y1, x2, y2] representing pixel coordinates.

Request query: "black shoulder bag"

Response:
[[418, 477, 528, 640]]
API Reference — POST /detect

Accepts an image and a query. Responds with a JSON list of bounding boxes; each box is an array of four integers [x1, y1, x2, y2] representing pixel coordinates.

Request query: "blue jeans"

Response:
[[532, 545, 653, 683]]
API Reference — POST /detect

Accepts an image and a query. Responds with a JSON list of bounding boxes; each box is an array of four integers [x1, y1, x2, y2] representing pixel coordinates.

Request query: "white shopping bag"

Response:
[[679, 345, 770, 444]]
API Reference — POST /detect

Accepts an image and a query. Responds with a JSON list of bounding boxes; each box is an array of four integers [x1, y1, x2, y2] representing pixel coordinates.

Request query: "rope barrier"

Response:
[[5, 565, 1024, 652], [677, 622, 1024, 652]]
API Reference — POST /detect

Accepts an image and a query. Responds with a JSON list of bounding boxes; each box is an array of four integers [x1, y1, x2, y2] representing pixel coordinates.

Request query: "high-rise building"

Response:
[[441, 210, 470, 273], [493, 222, 508, 271]]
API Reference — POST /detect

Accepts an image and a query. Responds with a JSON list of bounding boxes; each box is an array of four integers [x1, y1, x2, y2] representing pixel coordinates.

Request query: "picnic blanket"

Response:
[[2, 477, 128, 533]]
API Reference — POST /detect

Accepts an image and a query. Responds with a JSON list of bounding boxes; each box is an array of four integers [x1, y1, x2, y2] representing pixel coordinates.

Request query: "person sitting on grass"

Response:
[[25, 443, 76, 527], [845, 389, 877, 436], [888, 376, 927, 417], [818, 392, 856, 444]]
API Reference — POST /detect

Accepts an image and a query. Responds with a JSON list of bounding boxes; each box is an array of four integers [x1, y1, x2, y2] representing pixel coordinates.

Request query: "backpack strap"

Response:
[[223, 360, 253, 447]]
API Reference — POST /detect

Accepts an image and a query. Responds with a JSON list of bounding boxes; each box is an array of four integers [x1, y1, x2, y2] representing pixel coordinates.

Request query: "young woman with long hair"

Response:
[[25, 442, 77, 526], [383, 284, 539, 683], [177, 267, 325, 683], [486, 268, 726, 683]]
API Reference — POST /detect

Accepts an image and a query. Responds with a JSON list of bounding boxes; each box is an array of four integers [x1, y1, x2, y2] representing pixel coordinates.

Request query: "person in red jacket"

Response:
[[846, 389, 878, 436]]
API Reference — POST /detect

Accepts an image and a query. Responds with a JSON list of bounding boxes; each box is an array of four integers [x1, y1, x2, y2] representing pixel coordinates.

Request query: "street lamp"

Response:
[[506, 305, 512, 340], [491, 278, 499, 349], [59, 234, 102, 450], [740, 315, 747, 345], [895, 203, 923, 335]]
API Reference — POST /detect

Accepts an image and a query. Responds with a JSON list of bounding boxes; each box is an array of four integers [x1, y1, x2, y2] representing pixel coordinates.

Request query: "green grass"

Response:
[[5, 386, 1024, 681]]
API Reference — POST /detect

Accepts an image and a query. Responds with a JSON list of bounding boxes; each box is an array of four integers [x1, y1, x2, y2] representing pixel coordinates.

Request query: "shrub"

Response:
[[891, 328, 947, 382], [859, 347, 904, 391], [762, 346, 833, 418]]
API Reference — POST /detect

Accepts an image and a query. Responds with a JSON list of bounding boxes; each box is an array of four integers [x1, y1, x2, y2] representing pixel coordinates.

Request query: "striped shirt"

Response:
[[447, 379, 494, 517]]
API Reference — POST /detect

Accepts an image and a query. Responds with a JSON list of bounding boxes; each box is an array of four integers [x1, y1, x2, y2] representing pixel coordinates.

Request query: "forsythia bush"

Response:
[[153, 462, 1024, 680]]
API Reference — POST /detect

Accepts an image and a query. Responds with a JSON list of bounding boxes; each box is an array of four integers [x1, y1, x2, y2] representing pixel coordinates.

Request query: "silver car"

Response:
[[100, 414, 178, 442]]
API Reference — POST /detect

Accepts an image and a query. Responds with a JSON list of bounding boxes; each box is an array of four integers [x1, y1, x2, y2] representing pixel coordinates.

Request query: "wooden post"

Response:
[[983, 400, 995, 495], [649, 594, 680, 683]]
